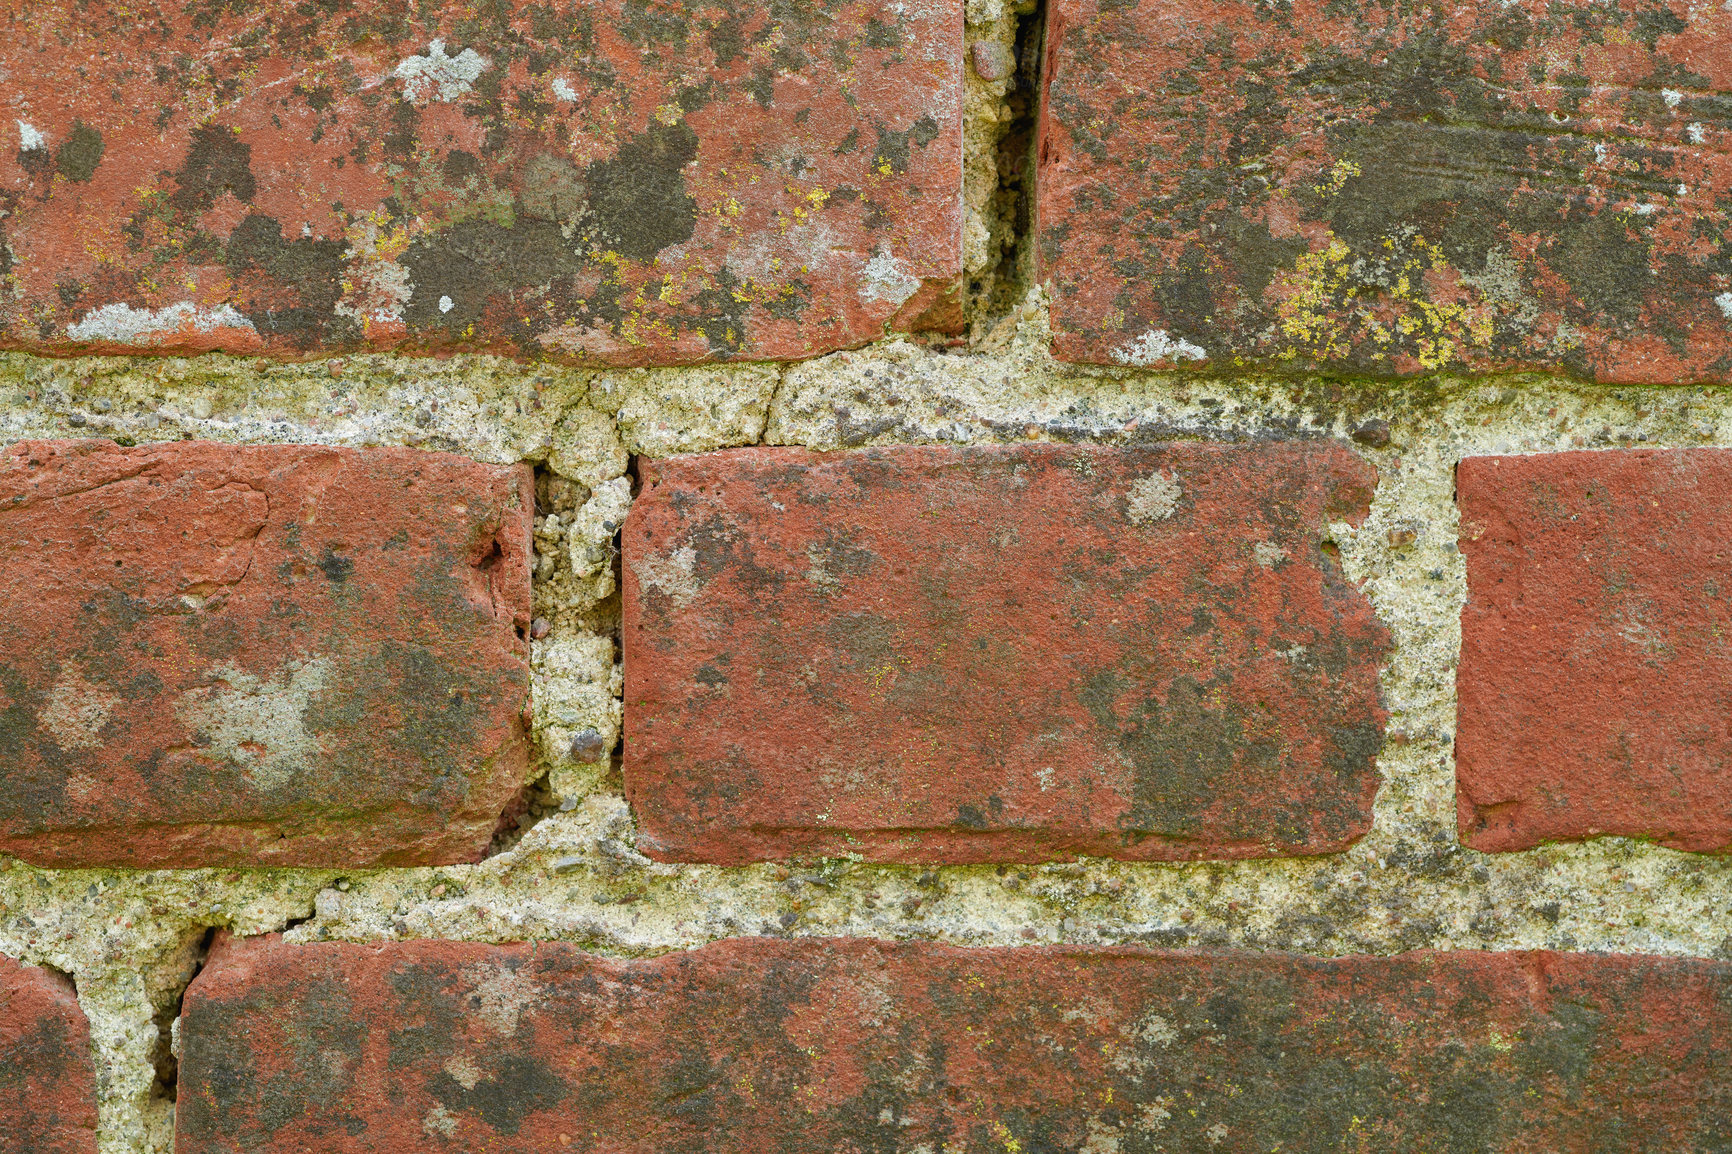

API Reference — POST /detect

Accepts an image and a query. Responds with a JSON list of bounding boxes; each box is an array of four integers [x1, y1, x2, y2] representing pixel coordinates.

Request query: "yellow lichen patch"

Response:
[[1312, 158, 1362, 197], [1269, 228, 1496, 370]]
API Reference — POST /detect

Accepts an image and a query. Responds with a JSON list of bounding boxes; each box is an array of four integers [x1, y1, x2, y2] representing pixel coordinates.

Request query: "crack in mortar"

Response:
[[962, 0, 1044, 340]]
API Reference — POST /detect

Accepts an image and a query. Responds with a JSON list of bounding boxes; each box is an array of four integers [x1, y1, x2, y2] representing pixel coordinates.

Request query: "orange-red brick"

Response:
[[624, 442, 1389, 864], [176, 936, 1732, 1151], [0, 1, 961, 363], [0, 439, 532, 867], [1459, 448, 1732, 852], [0, 954, 97, 1154]]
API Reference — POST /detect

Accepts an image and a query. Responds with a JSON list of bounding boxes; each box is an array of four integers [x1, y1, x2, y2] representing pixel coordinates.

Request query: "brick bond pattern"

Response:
[[2, 0, 1732, 1148]]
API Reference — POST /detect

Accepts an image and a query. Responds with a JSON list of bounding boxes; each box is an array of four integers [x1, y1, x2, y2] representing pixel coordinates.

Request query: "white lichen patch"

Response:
[[173, 659, 333, 789], [16, 119, 44, 150], [462, 963, 540, 1036], [395, 40, 489, 105], [1126, 471, 1182, 525], [38, 663, 118, 751], [66, 303, 256, 346], [859, 249, 923, 307], [1111, 329, 1207, 367], [423, 1103, 460, 1137], [632, 546, 700, 607], [1253, 541, 1288, 568]]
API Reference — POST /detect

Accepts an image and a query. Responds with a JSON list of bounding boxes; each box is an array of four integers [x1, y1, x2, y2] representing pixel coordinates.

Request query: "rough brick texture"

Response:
[[177, 935, 1732, 1152], [624, 442, 1389, 864], [1038, 0, 1732, 382], [0, 439, 532, 867], [0, 955, 97, 1154], [1458, 448, 1732, 853], [0, 0, 961, 364]]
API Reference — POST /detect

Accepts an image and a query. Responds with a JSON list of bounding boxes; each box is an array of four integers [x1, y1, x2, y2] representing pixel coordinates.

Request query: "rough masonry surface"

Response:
[[625, 442, 1390, 864], [0, 0, 962, 362], [5, 0, 1732, 1147], [0, 438, 534, 867], [176, 934, 1732, 1152], [1038, 0, 1732, 381], [1458, 447, 1732, 854], [0, 952, 98, 1154]]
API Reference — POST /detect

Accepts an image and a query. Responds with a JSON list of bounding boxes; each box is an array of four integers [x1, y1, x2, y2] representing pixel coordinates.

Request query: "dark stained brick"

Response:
[[1459, 448, 1732, 853], [0, 439, 533, 867], [623, 442, 1390, 864], [0, 954, 97, 1154], [176, 935, 1732, 1152], [0, 1, 961, 364], [1037, 0, 1732, 383]]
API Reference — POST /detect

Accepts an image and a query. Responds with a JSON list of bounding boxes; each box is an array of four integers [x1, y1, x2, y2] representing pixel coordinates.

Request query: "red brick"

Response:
[[623, 442, 1389, 864], [0, 955, 97, 1154], [0, 438, 532, 867], [0, 1, 961, 364], [1458, 448, 1732, 853], [176, 935, 1732, 1152], [1037, 0, 1732, 383]]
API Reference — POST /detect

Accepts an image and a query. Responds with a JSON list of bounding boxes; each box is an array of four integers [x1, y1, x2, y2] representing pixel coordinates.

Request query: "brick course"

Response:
[[177, 935, 1732, 1152], [1038, 0, 1732, 382], [0, 438, 533, 867], [625, 442, 1389, 864], [1458, 448, 1732, 853], [0, 954, 97, 1154], [0, 0, 961, 363]]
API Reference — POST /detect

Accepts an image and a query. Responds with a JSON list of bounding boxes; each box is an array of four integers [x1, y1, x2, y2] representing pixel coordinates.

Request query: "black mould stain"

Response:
[[171, 124, 256, 214], [224, 213, 348, 345], [400, 217, 580, 333], [582, 120, 699, 261], [316, 546, 353, 584], [426, 1053, 568, 1134], [54, 120, 104, 182], [872, 116, 940, 175]]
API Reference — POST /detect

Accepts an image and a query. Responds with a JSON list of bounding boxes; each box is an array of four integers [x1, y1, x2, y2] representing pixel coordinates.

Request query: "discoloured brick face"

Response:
[[624, 442, 1390, 864], [1039, 0, 1732, 382], [0, 955, 97, 1154], [176, 935, 1732, 1152], [1458, 448, 1732, 853], [0, 0, 961, 364], [0, 439, 533, 867]]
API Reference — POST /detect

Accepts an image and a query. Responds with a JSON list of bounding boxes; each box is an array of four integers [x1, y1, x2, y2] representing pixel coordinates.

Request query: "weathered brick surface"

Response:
[[1038, 0, 1732, 382], [624, 443, 1389, 864], [0, 1, 960, 364], [0, 955, 97, 1154], [0, 438, 532, 867], [177, 935, 1732, 1152], [1458, 448, 1732, 853]]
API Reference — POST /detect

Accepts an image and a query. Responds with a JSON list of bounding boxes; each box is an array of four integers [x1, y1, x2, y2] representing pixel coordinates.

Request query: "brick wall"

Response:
[[3, 1, 1732, 1149]]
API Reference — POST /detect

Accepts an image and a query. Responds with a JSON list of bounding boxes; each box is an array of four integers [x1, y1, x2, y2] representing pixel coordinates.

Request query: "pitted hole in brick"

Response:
[[486, 768, 558, 858], [153, 926, 217, 1105]]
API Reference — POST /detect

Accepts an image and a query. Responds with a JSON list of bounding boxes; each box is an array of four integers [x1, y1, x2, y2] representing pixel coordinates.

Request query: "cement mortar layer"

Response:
[[5, 297, 1732, 1148]]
